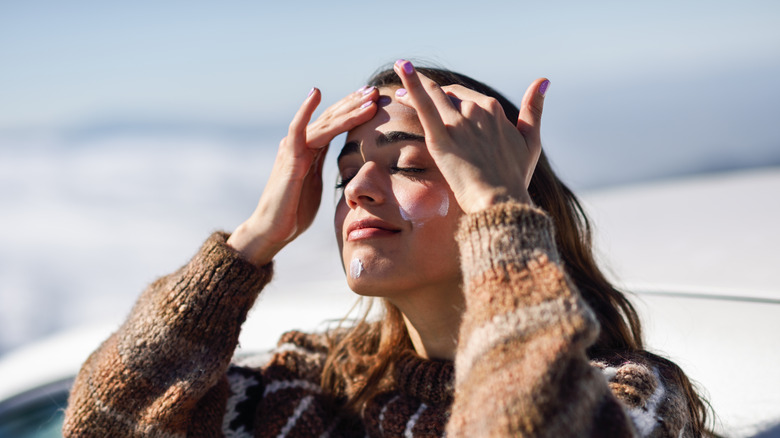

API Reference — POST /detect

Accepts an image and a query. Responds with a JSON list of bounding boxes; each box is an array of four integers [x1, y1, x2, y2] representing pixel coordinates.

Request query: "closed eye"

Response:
[[335, 175, 355, 190], [390, 166, 424, 174], [336, 166, 426, 191], [390, 166, 426, 181]]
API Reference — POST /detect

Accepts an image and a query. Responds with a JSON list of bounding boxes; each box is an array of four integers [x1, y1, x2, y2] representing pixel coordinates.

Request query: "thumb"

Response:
[[311, 144, 329, 179], [516, 78, 549, 145]]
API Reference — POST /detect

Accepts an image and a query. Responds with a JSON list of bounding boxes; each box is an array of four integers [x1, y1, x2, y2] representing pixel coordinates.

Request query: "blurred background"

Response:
[[1, 0, 779, 430]]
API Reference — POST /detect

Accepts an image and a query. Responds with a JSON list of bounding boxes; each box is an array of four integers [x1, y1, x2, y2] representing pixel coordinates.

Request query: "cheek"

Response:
[[395, 184, 451, 226], [334, 200, 347, 250]]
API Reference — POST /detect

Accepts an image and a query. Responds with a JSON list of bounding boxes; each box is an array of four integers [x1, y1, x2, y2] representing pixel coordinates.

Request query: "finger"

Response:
[[393, 60, 458, 143], [441, 84, 507, 118], [311, 143, 329, 179], [298, 146, 327, 204], [516, 78, 549, 148], [315, 85, 376, 118], [288, 88, 322, 149], [306, 87, 379, 148], [302, 145, 328, 200]]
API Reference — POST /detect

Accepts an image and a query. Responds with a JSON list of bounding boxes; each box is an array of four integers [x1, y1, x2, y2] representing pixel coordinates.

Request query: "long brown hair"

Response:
[[322, 65, 714, 435]]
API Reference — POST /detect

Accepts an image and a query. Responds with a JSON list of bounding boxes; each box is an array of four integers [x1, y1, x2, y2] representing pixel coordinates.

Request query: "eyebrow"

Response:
[[377, 131, 425, 146], [337, 131, 425, 163]]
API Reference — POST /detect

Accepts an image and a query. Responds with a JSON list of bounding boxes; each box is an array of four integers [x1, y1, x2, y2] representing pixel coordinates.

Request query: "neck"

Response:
[[391, 283, 465, 361]]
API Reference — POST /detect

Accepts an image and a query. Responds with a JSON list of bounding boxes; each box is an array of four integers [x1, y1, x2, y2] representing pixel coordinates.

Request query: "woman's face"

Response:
[[334, 89, 464, 299]]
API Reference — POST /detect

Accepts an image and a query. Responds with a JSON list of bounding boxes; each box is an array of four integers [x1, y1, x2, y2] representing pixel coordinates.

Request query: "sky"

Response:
[[2, 2, 778, 121], [3, 0, 780, 187]]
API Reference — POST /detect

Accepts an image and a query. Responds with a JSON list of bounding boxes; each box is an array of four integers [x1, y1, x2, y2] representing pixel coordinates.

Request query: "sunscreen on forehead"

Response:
[[350, 258, 364, 279]]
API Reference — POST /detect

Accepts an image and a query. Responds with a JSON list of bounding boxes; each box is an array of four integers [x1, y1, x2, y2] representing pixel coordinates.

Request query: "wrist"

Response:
[[462, 187, 534, 213], [227, 222, 280, 268]]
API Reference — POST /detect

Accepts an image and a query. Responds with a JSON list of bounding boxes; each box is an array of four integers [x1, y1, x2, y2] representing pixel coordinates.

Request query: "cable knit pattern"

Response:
[[64, 204, 692, 437]]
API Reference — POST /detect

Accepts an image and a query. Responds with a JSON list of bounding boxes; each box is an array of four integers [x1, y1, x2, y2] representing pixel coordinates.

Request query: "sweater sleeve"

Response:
[[63, 232, 273, 437], [446, 202, 691, 438]]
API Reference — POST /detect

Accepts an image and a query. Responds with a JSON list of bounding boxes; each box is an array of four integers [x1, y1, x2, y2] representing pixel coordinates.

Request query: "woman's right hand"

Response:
[[228, 86, 379, 267], [391, 60, 546, 214]]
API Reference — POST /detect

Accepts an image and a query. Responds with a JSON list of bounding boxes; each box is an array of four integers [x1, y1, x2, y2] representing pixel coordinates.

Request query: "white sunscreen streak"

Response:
[[350, 258, 364, 279], [399, 205, 412, 222], [398, 189, 449, 228], [437, 193, 449, 216]]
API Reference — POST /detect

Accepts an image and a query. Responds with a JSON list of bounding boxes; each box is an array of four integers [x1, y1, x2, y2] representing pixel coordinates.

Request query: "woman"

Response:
[[63, 60, 712, 437]]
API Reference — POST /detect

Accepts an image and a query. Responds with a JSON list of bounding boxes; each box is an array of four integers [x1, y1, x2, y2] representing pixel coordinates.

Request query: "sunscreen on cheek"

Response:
[[437, 193, 449, 217], [397, 188, 450, 227]]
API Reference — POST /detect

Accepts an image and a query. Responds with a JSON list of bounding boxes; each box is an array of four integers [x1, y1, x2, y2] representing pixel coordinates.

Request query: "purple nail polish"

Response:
[[395, 88, 408, 97], [539, 80, 550, 96], [395, 59, 406, 66], [360, 101, 372, 109], [362, 86, 375, 95], [356, 85, 368, 93], [403, 61, 414, 75], [308, 87, 315, 97]]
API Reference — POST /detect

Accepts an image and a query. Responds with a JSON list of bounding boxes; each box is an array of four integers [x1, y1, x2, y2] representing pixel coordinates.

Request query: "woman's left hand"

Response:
[[392, 60, 549, 213]]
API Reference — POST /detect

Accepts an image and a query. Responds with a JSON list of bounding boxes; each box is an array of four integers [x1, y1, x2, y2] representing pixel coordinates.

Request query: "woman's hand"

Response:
[[392, 60, 548, 213], [228, 86, 379, 267]]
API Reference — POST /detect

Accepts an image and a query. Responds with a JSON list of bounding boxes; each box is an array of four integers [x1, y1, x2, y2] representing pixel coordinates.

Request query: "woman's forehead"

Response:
[[339, 98, 424, 162], [349, 95, 420, 136]]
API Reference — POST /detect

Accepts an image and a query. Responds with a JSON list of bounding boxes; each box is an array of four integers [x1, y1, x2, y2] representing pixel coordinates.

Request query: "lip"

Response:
[[346, 218, 401, 241]]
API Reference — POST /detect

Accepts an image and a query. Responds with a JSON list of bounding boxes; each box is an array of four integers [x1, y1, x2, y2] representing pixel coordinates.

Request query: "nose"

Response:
[[343, 162, 387, 209]]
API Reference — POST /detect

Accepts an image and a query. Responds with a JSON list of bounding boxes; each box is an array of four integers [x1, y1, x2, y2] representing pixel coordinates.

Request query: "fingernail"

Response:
[[360, 100, 373, 109], [308, 87, 315, 97], [362, 86, 375, 95], [539, 80, 550, 96], [395, 88, 408, 97], [356, 85, 368, 93], [395, 59, 414, 75]]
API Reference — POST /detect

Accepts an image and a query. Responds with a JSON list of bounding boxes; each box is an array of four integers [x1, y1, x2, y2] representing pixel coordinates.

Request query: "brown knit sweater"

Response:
[[63, 203, 693, 437]]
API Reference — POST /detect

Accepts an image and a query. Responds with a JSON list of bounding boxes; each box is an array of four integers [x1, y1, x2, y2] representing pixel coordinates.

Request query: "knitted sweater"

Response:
[[63, 203, 693, 437]]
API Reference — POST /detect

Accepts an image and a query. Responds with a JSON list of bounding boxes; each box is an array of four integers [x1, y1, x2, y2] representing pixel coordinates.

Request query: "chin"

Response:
[[345, 275, 391, 298], [340, 250, 397, 295]]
